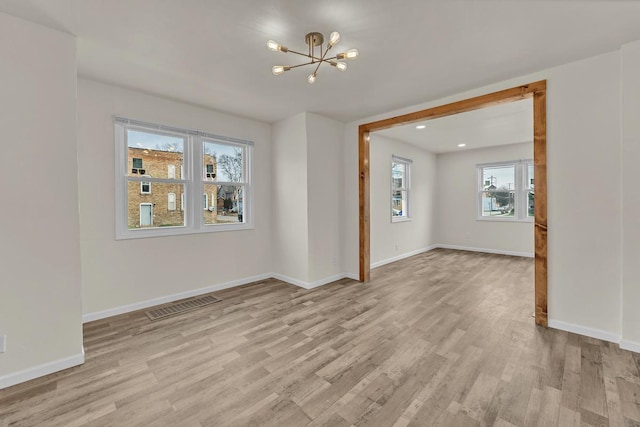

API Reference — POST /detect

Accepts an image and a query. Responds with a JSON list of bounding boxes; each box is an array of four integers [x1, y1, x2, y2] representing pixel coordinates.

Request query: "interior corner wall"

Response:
[[621, 40, 640, 349], [77, 78, 273, 317], [436, 142, 534, 256], [0, 12, 83, 387], [272, 113, 310, 283], [344, 49, 624, 341], [306, 113, 345, 283], [370, 134, 437, 267]]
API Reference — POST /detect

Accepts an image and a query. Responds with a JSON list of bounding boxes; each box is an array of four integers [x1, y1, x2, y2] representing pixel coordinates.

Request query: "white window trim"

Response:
[[391, 155, 412, 223], [115, 118, 254, 239], [168, 192, 176, 211], [476, 159, 533, 223], [168, 164, 176, 179]]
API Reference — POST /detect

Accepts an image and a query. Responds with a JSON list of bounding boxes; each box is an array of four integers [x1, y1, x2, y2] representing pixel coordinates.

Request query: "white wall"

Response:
[[0, 13, 83, 387], [306, 113, 345, 283], [272, 112, 346, 285], [436, 142, 534, 256], [272, 113, 309, 283], [344, 49, 627, 344], [622, 40, 640, 350], [77, 79, 273, 318], [370, 135, 437, 267]]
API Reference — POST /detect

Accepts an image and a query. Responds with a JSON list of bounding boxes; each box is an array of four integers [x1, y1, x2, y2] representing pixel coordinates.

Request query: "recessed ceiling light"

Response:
[[457, 143, 466, 147], [416, 125, 426, 129]]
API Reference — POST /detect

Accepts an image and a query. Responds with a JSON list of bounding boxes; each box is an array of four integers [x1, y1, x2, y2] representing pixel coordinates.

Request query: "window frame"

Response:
[[115, 118, 253, 239], [391, 155, 412, 223], [476, 159, 533, 222]]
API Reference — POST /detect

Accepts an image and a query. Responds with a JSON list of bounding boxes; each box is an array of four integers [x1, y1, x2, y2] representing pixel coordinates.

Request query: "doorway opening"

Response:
[[358, 81, 547, 326]]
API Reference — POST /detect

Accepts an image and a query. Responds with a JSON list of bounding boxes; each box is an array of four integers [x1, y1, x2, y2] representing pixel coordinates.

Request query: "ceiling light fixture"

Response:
[[457, 143, 466, 147], [267, 32, 359, 84], [416, 125, 426, 129]]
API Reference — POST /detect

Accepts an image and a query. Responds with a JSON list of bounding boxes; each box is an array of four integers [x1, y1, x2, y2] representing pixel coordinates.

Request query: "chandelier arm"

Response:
[[287, 49, 322, 61], [311, 45, 333, 76], [288, 62, 316, 70], [321, 57, 338, 64]]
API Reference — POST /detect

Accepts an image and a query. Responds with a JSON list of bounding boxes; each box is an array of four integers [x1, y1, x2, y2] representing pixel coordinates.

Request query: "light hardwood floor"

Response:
[[1, 249, 639, 426]]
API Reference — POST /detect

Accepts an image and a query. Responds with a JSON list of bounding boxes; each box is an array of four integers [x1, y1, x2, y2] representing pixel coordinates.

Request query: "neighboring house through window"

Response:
[[115, 117, 253, 239], [477, 160, 533, 221]]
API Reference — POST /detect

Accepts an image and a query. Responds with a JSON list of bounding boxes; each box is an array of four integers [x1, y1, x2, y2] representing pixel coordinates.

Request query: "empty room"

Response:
[[1, 1, 640, 426]]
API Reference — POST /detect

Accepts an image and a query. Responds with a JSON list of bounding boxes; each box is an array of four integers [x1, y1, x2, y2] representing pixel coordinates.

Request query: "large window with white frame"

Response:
[[391, 155, 412, 222], [477, 159, 533, 221], [115, 118, 253, 239]]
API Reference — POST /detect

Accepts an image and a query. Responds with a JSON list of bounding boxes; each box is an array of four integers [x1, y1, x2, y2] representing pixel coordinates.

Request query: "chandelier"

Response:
[[267, 31, 359, 84]]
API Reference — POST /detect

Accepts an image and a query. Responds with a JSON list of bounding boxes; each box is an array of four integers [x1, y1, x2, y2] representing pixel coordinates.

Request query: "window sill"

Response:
[[476, 217, 534, 223], [116, 222, 254, 240], [391, 217, 411, 223]]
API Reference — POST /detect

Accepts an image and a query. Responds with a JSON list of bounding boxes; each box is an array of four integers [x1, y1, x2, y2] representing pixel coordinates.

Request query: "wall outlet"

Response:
[[0, 335, 6, 353]]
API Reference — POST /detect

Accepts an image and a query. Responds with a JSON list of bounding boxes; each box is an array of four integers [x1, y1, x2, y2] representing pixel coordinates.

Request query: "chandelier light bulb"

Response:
[[345, 48, 359, 59], [272, 65, 290, 76], [330, 61, 347, 71], [267, 40, 281, 51], [328, 31, 340, 47], [308, 73, 317, 84]]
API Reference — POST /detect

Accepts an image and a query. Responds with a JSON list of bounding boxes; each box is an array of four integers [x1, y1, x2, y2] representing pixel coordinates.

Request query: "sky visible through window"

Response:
[[127, 130, 241, 159], [482, 165, 514, 189]]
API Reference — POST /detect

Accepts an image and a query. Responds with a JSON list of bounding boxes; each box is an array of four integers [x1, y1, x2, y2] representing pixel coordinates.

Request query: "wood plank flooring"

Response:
[[2, 249, 639, 426]]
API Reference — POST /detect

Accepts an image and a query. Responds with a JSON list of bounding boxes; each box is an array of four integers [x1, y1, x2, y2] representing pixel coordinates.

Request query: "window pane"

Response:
[[482, 165, 515, 192], [392, 189, 407, 217], [481, 191, 515, 217], [392, 162, 405, 189], [528, 191, 535, 217], [203, 141, 243, 182], [528, 164, 535, 190], [127, 181, 185, 229], [127, 130, 184, 178], [205, 184, 243, 224]]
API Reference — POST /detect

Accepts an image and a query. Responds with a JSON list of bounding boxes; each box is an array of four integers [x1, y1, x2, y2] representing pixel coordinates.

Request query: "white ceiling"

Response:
[[1, 1, 639, 123], [376, 98, 533, 153]]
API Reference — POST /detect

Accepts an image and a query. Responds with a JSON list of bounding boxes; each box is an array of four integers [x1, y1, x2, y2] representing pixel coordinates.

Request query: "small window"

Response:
[[168, 165, 176, 179], [132, 158, 142, 169], [168, 193, 176, 211], [141, 181, 151, 194], [203, 194, 209, 210], [181, 193, 184, 211], [391, 155, 412, 222], [477, 160, 533, 221]]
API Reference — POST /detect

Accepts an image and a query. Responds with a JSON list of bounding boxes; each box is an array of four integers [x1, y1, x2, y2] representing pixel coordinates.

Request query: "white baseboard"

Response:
[[436, 244, 534, 258], [620, 339, 640, 354], [83, 273, 272, 323], [371, 245, 438, 269], [83, 271, 361, 323], [343, 273, 360, 281], [0, 351, 85, 390], [548, 319, 621, 344], [272, 272, 358, 290]]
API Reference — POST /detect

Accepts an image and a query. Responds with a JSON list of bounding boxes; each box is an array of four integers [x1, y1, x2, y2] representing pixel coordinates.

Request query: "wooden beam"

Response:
[[533, 86, 548, 327], [361, 80, 546, 133], [359, 127, 370, 282]]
